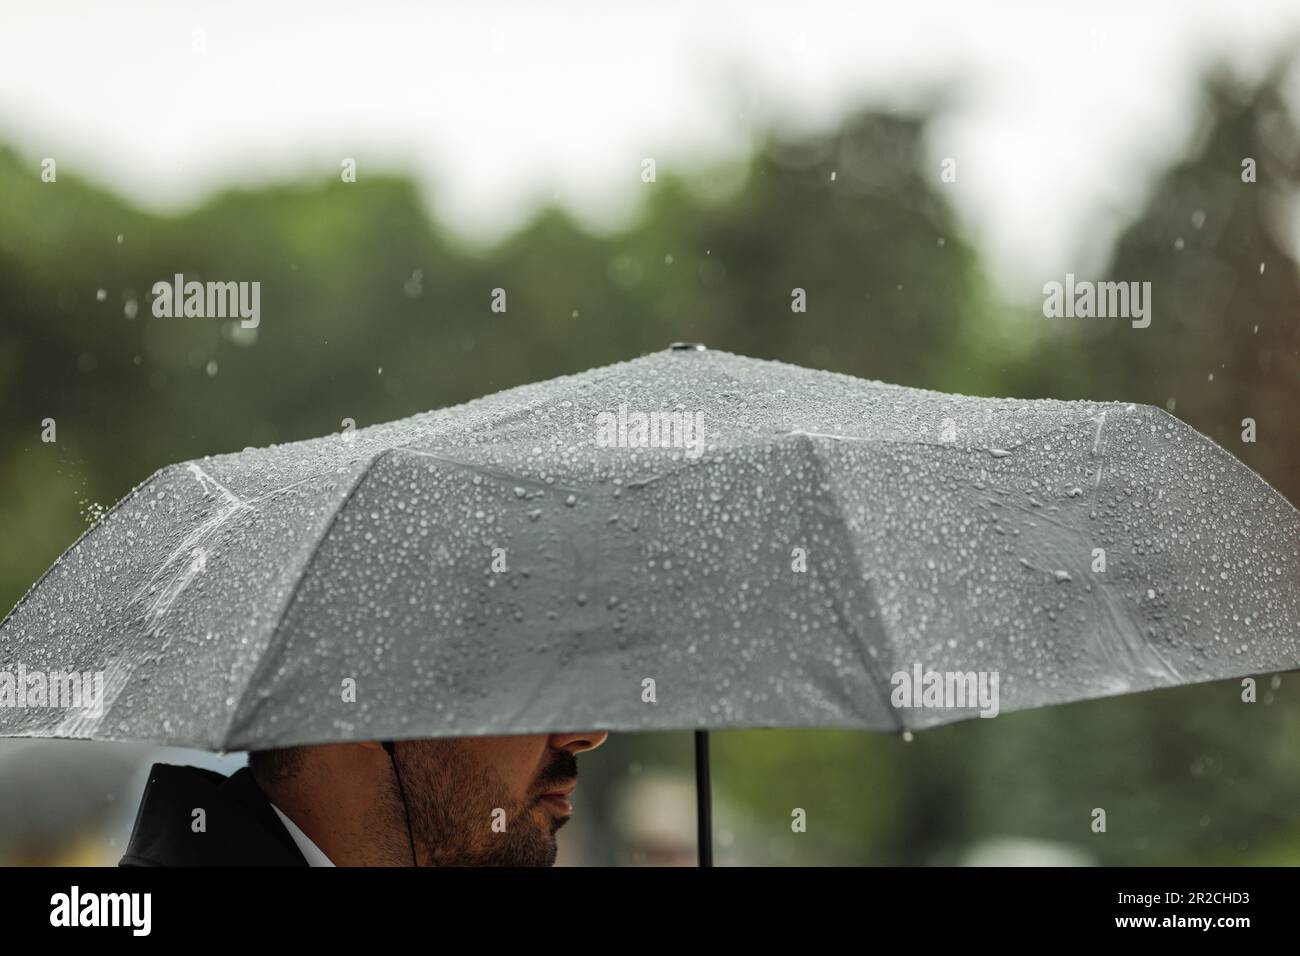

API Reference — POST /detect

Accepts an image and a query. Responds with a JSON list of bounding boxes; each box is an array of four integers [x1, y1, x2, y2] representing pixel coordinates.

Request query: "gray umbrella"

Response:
[[3, 345, 1299, 862]]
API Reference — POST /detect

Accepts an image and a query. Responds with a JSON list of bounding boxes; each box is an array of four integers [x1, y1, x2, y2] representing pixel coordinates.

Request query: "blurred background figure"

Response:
[[956, 837, 1096, 867], [612, 771, 700, 866]]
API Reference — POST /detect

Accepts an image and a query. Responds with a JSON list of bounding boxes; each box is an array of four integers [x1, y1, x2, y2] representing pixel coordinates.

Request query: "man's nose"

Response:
[[550, 730, 609, 754]]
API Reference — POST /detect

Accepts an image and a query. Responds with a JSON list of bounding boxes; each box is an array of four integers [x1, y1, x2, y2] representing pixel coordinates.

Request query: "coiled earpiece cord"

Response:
[[382, 740, 418, 866]]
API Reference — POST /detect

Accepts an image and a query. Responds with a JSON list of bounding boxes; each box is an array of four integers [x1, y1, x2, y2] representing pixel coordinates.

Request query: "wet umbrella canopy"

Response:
[[3, 346, 1299, 760]]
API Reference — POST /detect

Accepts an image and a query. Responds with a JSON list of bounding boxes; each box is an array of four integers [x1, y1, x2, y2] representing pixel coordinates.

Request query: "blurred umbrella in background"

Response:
[[0, 740, 139, 864], [0, 741, 252, 865]]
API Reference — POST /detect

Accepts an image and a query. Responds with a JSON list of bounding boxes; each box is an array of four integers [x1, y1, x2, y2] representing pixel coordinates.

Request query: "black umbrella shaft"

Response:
[[694, 729, 712, 867]]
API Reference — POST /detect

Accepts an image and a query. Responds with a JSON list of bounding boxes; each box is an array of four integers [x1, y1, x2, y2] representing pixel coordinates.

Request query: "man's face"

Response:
[[396, 731, 608, 866]]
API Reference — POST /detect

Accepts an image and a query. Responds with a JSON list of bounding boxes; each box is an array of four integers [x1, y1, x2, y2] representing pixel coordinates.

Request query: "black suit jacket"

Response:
[[120, 763, 309, 866]]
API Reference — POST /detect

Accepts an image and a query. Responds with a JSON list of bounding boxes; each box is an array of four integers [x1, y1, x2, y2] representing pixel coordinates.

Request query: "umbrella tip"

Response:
[[669, 342, 706, 352]]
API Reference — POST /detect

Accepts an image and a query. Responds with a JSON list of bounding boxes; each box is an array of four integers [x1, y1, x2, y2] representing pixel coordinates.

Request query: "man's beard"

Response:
[[381, 739, 576, 866]]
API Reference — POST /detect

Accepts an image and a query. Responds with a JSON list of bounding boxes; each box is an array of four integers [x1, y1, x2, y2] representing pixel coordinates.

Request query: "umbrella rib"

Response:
[[219, 449, 399, 750], [0, 466, 172, 632], [391, 447, 588, 495], [796, 433, 907, 735], [784, 411, 1113, 456]]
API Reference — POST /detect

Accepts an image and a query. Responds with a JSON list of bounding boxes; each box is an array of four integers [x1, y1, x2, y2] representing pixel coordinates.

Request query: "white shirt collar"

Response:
[[269, 802, 336, 867]]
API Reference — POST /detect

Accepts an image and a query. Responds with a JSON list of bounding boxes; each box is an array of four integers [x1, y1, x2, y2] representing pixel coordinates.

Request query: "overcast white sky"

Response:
[[2, 1, 1299, 300]]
